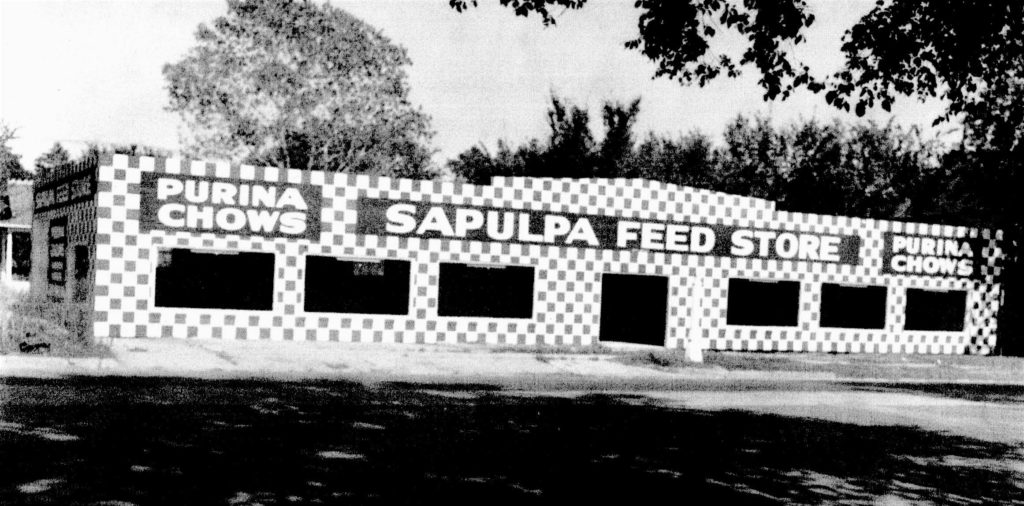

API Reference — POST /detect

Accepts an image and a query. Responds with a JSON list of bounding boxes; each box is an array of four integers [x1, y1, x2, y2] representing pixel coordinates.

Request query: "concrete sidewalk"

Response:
[[0, 338, 838, 385]]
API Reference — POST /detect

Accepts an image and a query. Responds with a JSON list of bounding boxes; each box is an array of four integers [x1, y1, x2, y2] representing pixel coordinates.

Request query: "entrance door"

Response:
[[598, 273, 669, 346]]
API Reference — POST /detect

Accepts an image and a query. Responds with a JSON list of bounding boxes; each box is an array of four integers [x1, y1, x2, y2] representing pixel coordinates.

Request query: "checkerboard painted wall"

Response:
[[35, 154, 1005, 354]]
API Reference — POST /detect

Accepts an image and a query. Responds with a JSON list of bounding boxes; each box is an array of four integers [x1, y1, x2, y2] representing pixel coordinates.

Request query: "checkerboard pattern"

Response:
[[83, 155, 1005, 354]]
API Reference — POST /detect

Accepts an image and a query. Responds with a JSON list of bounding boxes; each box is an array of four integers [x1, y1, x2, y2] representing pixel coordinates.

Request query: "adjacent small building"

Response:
[[30, 155, 1007, 356], [1, 180, 33, 291]]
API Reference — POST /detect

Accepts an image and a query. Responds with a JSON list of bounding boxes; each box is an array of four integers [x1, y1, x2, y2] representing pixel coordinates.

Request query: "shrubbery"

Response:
[[0, 290, 102, 356]]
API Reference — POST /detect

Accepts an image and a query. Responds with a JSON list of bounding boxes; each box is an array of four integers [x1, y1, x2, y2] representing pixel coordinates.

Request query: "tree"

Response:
[[631, 131, 716, 188], [829, 3, 1024, 128], [717, 115, 787, 200], [543, 96, 596, 178], [451, 0, 819, 101], [164, 0, 436, 177], [597, 98, 641, 178], [1, 123, 31, 220], [0, 123, 33, 182], [448, 95, 630, 182], [78, 142, 175, 161], [34, 142, 71, 180], [451, 2, 1022, 130]]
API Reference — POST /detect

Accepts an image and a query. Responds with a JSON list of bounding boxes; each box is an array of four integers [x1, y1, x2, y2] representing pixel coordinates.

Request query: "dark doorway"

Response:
[[599, 273, 669, 346], [72, 245, 90, 303]]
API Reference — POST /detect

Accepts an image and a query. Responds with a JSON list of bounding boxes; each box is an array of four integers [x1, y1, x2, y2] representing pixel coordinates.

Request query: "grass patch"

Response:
[[612, 348, 1024, 381], [704, 352, 831, 372], [614, 349, 705, 369], [0, 290, 108, 357], [490, 344, 615, 355], [704, 351, 1024, 381]]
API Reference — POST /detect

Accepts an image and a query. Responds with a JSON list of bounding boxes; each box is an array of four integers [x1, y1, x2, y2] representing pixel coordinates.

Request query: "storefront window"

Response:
[[726, 278, 800, 326], [904, 288, 966, 331], [819, 283, 887, 329], [11, 231, 30, 281], [437, 263, 534, 318], [155, 248, 275, 310], [304, 257, 410, 314]]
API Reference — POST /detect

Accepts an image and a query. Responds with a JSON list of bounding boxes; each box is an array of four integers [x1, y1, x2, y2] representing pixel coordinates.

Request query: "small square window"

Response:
[[905, 288, 966, 331], [726, 278, 800, 327], [155, 248, 275, 310], [304, 257, 410, 315], [438, 263, 534, 318], [820, 284, 887, 329]]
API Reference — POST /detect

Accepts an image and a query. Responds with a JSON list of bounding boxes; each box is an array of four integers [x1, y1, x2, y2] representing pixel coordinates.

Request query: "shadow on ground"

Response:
[[1, 377, 1022, 505]]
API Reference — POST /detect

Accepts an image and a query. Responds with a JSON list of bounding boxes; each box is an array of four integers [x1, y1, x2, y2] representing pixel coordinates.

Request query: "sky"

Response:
[[0, 0, 956, 170]]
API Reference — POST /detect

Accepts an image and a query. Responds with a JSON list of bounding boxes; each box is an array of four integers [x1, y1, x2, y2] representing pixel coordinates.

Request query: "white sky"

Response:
[[0, 0, 956, 169]]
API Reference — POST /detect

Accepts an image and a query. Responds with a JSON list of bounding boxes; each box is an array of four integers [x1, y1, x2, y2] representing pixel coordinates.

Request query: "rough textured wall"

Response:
[[30, 159, 98, 306]]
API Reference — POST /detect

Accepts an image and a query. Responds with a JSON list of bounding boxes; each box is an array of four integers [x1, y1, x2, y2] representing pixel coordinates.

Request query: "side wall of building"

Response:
[[29, 160, 99, 313], [92, 155, 1005, 354]]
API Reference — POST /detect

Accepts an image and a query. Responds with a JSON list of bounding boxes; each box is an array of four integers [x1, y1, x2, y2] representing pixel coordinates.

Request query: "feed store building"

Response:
[[30, 155, 1006, 356]]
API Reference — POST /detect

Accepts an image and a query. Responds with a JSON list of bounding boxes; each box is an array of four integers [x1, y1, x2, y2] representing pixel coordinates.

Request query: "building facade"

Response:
[[31, 155, 1007, 355]]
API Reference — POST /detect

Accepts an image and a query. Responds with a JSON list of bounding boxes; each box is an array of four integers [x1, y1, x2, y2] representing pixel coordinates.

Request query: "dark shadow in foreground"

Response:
[[1, 377, 1021, 505]]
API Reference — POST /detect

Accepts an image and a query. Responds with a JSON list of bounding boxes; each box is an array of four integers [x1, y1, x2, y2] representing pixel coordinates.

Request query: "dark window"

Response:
[[726, 278, 800, 326], [904, 288, 967, 331], [304, 257, 410, 315], [11, 231, 30, 281], [155, 248, 275, 310], [820, 284, 887, 329], [438, 263, 534, 318]]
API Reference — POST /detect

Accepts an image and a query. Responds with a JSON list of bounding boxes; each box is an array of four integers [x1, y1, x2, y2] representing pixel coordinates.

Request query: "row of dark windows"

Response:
[[153, 248, 967, 332], [725, 279, 966, 331], [154, 249, 534, 319]]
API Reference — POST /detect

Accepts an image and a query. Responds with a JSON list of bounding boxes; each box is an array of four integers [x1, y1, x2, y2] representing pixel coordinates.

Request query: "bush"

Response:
[[0, 291, 104, 356], [616, 349, 697, 369]]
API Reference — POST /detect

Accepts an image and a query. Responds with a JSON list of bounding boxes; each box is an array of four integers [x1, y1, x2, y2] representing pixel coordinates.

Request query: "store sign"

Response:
[[357, 197, 861, 265], [48, 217, 67, 286], [140, 173, 322, 240], [34, 170, 96, 212], [882, 232, 986, 279]]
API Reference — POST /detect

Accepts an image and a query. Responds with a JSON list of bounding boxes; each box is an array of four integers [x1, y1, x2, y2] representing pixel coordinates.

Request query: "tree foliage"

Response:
[[452, 0, 819, 101], [78, 142, 175, 161], [165, 0, 435, 177], [447, 99, 980, 226], [0, 122, 30, 220], [34, 142, 71, 180], [449, 96, 646, 183], [0, 123, 33, 182], [830, 2, 1024, 129], [452, 1, 1023, 135]]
